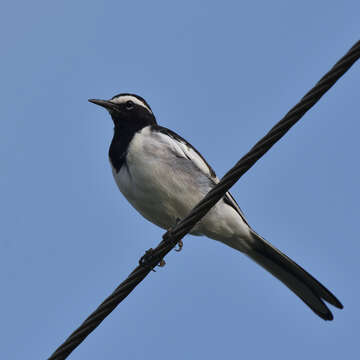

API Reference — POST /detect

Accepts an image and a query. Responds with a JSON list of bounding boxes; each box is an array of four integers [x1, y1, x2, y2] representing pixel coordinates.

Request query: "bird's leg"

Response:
[[140, 218, 183, 270], [163, 218, 184, 252], [139, 248, 165, 270], [173, 218, 184, 252]]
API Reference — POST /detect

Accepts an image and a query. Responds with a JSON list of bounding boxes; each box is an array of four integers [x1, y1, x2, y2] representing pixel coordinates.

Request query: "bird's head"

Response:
[[89, 93, 156, 129]]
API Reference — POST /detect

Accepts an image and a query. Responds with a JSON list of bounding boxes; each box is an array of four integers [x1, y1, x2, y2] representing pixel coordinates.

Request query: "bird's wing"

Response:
[[152, 126, 250, 226]]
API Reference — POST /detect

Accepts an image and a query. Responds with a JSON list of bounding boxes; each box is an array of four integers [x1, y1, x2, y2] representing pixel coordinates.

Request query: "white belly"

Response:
[[111, 126, 251, 250], [112, 155, 207, 231]]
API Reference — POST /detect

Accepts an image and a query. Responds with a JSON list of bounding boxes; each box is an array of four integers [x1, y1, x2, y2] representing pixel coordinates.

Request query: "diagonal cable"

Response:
[[48, 40, 360, 360]]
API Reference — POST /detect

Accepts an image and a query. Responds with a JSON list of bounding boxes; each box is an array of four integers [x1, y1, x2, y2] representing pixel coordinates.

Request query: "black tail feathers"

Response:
[[247, 230, 343, 320]]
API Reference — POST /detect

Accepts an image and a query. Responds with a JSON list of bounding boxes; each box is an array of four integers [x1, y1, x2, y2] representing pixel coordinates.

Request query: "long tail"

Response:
[[245, 230, 343, 320]]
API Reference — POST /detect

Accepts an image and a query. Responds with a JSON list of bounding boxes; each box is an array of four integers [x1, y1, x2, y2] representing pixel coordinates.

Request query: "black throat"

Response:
[[109, 114, 156, 172]]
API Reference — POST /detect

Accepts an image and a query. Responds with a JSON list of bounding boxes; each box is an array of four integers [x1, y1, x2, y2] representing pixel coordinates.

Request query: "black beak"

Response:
[[88, 99, 117, 111]]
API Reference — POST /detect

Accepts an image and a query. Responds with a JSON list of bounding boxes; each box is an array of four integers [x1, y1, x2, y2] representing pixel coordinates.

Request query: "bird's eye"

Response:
[[125, 100, 134, 110]]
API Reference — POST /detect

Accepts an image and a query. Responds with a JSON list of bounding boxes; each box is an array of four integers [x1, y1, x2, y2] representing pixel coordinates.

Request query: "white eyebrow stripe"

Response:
[[110, 95, 152, 114]]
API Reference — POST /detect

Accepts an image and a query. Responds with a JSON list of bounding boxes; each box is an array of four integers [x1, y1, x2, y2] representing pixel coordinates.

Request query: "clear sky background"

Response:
[[1, 1, 359, 359]]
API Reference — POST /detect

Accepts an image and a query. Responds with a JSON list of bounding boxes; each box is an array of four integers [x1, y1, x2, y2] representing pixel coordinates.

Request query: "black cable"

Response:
[[48, 40, 360, 360]]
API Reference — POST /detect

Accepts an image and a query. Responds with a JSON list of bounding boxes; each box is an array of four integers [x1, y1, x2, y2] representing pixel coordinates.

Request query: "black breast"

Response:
[[109, 127, 137, 172]]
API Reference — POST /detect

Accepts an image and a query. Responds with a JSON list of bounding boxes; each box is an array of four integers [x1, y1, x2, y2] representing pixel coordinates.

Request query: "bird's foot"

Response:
[[139, 248, 165, 270], [158, 259, 166, 267], [175, 239, 183, 252], [163, 218, 184, 252], [173, 218, 184, 251]]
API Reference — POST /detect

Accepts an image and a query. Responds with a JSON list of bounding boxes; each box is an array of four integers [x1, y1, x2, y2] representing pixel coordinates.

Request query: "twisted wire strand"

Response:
[[48, 40, 360, 360]]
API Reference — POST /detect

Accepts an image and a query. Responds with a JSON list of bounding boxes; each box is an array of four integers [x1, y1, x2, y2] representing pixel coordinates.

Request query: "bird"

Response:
[[89, 93, 343, 321]]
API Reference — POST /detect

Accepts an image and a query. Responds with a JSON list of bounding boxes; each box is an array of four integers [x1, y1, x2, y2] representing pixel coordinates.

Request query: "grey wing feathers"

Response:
[[152, 126, 217, 179], [153, 126, 250, 226]]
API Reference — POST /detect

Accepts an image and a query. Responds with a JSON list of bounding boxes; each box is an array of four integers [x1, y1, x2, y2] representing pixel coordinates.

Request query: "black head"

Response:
[[89, 93, 157, 131]]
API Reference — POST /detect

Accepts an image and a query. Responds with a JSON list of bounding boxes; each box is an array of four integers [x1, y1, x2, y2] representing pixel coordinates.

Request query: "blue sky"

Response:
[[1, 1, 359, 359]]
